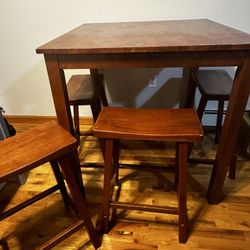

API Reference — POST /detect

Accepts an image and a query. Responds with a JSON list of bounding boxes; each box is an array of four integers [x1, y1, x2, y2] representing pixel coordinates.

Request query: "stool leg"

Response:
[[91, 100, 105, 157], [113, 139, 120, 186], [91, 98, 102, 122], [229, 148, 237, 179], [58, 151, 101, 249], [73, 105, 80, 144], [176, 142, 188, 243], [215, 100, 224, 144], [174, 142, 179, 190], [50, 160, 72, 206], [197, 95, 208, 121], [102, 139, 114, 233], [188, 90, 207, 161]]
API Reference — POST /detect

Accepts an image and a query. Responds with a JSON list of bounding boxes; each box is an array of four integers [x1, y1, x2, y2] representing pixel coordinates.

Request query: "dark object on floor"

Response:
[[0, 107, 16, 137]]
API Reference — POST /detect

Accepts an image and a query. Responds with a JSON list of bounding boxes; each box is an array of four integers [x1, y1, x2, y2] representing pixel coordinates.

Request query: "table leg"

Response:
[[185, 67, 197, 108], [208, 56, 250, 204], [44, 54, 74, 133], [90, 68, 108, 106]]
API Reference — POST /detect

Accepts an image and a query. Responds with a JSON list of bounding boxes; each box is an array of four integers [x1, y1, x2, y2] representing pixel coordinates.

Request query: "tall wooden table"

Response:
[[37, 19, 250, 204]]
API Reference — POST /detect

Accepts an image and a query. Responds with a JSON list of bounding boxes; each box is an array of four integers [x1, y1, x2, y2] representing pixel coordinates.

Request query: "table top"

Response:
[[36, 19, 250, 55]]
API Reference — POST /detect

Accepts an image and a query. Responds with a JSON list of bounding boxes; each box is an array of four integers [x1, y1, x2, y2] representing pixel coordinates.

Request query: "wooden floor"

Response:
[[0, 117, 250, 250]]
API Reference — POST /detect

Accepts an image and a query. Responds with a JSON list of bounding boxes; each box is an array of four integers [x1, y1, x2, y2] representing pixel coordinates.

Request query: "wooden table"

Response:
[[36, 19, 250, 204]]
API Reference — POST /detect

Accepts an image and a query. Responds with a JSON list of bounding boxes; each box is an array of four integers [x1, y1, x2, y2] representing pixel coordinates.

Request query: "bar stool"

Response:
[[192, 69, 233, 143], [191, 69, 237, 179], [93, 107, 203, 243], [67, 74, 108, 143], [0, 121, 101, 249]]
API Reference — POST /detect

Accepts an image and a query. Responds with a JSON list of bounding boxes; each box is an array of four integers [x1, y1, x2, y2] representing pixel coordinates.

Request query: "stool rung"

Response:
[[80, 131, 94, 136], [37, 219, 85, 250], [0, 185, 59, 220], [110, 201, 178, 214], [188, 158, 215, 164]]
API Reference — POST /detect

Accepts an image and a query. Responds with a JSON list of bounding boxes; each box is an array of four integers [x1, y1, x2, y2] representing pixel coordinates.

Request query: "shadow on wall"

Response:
[[103, 68, 188, 109], [1, 61, 55, 115]]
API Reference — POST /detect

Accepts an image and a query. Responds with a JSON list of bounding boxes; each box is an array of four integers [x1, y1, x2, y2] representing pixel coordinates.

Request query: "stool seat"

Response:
[[67, 75, 102, 105], [94, 107, 204, 244], [195, 69, 233, 98], [0, 121, 76, 181], [94, 107, 203, 141]]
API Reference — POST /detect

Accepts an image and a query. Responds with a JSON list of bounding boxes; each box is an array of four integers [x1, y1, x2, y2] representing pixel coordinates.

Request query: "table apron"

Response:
[[57, 50, 247, 69]]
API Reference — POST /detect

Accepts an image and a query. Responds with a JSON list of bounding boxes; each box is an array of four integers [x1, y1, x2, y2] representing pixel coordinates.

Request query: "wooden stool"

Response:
[[67, 74, 108, 143], [0, 121, 100, 249], [191, 69, 237, 179], [192, 69, 232, 143], [93, 107, 203, 243]]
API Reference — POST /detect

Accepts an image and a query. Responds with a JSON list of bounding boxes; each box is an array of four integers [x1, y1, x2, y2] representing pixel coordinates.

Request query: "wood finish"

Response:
[[0, 121, 75, 181], [93, 107, 204, 243], [0, 121, 100, 249], [36, 19, 250, 54], [94, 107, 203, 142], [36, 19, 250, 204]]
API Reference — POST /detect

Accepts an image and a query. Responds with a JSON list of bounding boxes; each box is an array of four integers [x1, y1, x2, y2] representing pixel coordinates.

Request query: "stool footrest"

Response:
[[188, 158, 215, 164], [0, 185, 59, 220], [110, 201, 178, 214], [80, 131, 94, 136], [37, 219, 85, 250]]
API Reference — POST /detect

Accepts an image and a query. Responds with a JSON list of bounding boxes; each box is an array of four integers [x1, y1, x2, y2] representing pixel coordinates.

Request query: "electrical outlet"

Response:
[[148, 74, 157, 87]]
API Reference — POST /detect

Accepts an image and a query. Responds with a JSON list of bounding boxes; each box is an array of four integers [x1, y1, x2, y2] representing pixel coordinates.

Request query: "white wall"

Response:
[[1, 0, 250, 120]]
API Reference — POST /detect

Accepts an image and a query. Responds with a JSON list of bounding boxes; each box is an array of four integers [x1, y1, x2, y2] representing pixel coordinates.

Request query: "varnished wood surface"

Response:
[[94, 107, 203, 141], [195, 69, 233, 98], [0, 121, 77, 181], [1, 117, 250, 249], [36, 19, 250, 54]]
